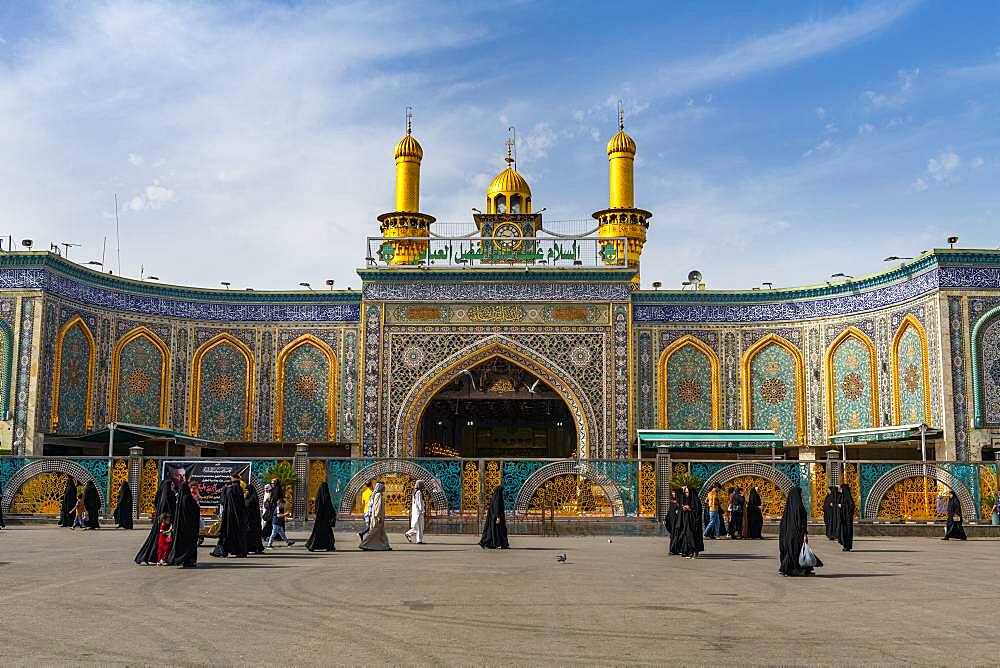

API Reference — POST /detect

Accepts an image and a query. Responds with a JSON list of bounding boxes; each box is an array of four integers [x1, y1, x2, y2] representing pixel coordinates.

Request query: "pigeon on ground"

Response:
[[556, 553, 567, 562]]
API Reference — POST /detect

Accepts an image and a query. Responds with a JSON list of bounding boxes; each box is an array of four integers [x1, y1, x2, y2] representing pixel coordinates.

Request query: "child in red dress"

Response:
[[156, 513, 173, 565]]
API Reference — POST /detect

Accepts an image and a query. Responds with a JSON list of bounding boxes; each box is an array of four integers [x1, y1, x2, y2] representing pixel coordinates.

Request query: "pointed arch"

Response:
[[189, 333, 255, 441], [394, 335, 596, 458], [971, 304, 1000, 427], [741, 334, 806, 444], [825, 326, 879, 433], [0, 318, 13, 419], [657, 335, 721, 429], [110, 327, 170, 427], [891, 315, 932, 425], [274, 334, 337, 442], [50, 316, 96, 433]]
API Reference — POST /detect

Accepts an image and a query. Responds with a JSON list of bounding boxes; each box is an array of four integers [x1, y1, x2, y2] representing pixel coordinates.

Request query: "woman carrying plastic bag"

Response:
[[778, 485, 823, 576]]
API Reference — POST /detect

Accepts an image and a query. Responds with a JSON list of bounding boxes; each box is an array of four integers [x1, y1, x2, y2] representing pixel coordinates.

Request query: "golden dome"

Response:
[[394, 132, 423, 161], [487, 166, 531, 198], [607, 128, 636, 156]]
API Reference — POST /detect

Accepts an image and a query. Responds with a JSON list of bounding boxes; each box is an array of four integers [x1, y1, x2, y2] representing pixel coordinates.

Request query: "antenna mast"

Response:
[[507, 126, 517, 170], [114, 193, 121, 275]]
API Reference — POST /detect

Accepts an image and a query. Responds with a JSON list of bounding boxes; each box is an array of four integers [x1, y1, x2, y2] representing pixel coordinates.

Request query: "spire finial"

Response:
[[405, 106, 413, 135], [505, 126, 517, 168], [618, 99, 624, 131]]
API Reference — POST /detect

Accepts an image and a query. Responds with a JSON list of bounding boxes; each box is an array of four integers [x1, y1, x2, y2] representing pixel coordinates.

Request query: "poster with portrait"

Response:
[[161, 460, 252, 509]]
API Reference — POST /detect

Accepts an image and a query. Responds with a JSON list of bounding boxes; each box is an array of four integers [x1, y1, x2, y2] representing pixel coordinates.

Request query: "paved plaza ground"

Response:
[[0, 526, 996, 665]]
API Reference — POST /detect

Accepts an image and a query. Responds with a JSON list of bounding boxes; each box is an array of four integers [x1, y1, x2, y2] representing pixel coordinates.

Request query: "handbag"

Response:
[[799, 541, 818, 568]]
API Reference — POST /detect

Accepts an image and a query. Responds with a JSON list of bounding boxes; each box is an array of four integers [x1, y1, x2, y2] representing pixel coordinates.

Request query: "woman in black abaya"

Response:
[[58, 475, 77, 527], [942, 491, 967, 540], [167, 482, 200, 568], [665, 488, 682, 555], [676, 485, 704, 558], [743, 486, 764, 539], [823, 486, 838, 541], [136, 479, 177, 565], [836, 482, 854, 551], [479, 485, 509, 549], [727, 488, 745, 539], [211, 482, 249, 558], [82, 480, 101, 529], [245, 485, 265, 554], [114, 481, 133, 529], [305, 482, 337, 552], [778, 485, 822, 576]]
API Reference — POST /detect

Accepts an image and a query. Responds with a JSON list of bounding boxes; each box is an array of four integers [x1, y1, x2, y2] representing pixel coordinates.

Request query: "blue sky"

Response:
[[0, 1, 998, 290]]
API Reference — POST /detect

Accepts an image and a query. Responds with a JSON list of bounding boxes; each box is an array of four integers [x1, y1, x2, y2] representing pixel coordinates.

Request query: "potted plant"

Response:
[[985, 493, 999, 525], [264, 462, 298, 508]]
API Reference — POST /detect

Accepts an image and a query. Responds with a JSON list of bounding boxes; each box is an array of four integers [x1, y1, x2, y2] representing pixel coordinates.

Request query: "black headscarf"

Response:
[[83, 480, 101, 529], [666, 489, 682, 554], [305, 482, 337, 552], [114, 481, 133, 529], [479, 485, 509, 549], [167, 482, 200, 568], [135, 479, 177, 564], [836, 483, 854, 551], [59, 476, 77, 527], [211, 481, 249, 558], [778, 485, 821, 575], [745, 487, 764, 539], [676, 485, 704, 557], [944, 493, 967, 540], [823, 487, 837, 540], [245, 485, 265, 554]]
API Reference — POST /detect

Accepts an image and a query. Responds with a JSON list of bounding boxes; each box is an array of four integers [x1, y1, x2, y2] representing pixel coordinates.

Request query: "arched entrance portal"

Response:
[[418, 357, 576, 458]]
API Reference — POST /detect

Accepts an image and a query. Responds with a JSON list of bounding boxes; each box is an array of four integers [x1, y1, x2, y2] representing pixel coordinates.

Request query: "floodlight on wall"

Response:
[[831, 273, 854, 280], [947, 236, 959, 248], [883, 256, 913, 262], [652, 281, 662, 290], [762, 282, 773, 289], [220, 281, 231, 289], [325, 279, 335, 290], [87, 260, 102, 267], [299, 282, 313, 290], [147, 276, 159, 281], [21, 239, 32, 249]]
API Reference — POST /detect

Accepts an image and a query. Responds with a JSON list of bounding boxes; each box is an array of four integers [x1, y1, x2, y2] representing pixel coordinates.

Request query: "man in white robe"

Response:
[[404, 480, 426, 544]]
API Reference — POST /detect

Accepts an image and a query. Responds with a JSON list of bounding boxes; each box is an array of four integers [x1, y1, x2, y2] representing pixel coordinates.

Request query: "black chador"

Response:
[[114, 481, 133, 529], [743, 487, 764, 539], [83, 480, 101, 529], [676, 485, 704, 558], [58, 476, 77, 527], [778, 485, 822, 576], [479, 485, 509, 549], [942, 493, 967, 541], [245, 485, 266, 554], [211, 481, 249, 558], [666, 489, 682, 555], [727, 488, 745, 539], [836, 483, 855, 551], [823, 487, 838, 541], [167, 482, 200, 568], [135, 480, 177, 565], [305, 482, 337, 552]]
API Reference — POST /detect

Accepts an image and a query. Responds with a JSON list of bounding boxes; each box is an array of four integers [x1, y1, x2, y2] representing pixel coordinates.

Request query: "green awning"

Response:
[[829, 424, 941, 445], [68, 423, 224, 449], [637, 429, 784, 450]]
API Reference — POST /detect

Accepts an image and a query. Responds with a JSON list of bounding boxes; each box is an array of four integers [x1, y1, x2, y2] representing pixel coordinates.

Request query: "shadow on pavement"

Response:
[[814, 573, 898, 578]]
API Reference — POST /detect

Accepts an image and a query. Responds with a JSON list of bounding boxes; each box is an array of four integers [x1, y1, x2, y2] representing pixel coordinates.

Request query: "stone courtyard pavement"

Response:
[[0, 526, 996, 666]]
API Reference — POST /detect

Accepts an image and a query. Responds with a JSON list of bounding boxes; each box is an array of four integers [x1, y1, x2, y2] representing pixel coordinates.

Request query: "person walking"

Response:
[[211, 475, 249, 557], [942, 491, 967, 541], [245, 485, 266, 554], [156, 513, 174, 565], [266, 499, 296, 549], [359, 482, 391, 551], [135, 479, 176, 565], [404, 480, 426, 544], [358, 481, 375, 541], [727, 488, 744, 539], [676, 484, 704, 558], [113, 481, 133, 529], [778, 485, 822, 577], [82, 480, 102, 530], [703, 484, 724, 540], [167, 482, 200, 569], [479, 485, 509, 550], [836, 482, 855, 551], [58, 476, 77, 527], [70, 491, 87, 529], [305, 482, 336, 552], [743, 486, 764, 539], [823, 486, 838, 541]]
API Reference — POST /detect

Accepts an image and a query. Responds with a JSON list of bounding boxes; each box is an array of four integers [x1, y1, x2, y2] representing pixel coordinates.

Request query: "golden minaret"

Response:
[[377, 109, 435, 265], [593, 103, 651, 287]]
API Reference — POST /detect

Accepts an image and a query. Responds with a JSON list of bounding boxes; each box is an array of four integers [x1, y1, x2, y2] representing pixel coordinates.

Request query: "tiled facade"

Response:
[[0, 250, 998, 461]]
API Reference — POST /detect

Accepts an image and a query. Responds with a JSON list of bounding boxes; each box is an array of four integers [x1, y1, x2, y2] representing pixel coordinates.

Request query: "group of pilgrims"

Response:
[[109, 472, 511, 567]]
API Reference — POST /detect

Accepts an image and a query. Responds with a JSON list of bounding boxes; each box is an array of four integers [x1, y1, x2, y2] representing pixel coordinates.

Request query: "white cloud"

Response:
[[657, 1, 916, 94], [858, 122, 875, 135], [815, 106, 827, 119], [803, 138, 835, 158], [127, 153, 144, 166], [127, 181, 175, 211], [862, 67, 919, 110], [971, 157, 985, 169], [926, 150, 960, 182], [911, 177, 928, 192]]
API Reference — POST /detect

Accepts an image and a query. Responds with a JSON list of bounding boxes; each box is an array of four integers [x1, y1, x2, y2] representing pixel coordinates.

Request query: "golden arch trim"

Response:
[[50, 316, 97, 433], [657, 335, 721, 430], [890, 315, 933, 426], [740, 334, 806, 444], [109, 326, 170, 428], [274, 334, 338, 442], [188, 333, 255, 441], [825, 326, 880, 434]]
